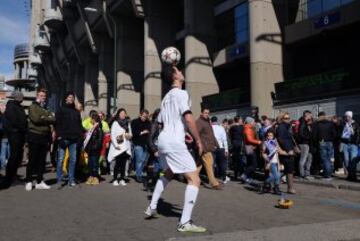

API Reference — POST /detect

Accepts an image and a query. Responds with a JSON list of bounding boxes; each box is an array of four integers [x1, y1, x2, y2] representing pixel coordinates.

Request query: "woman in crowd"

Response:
[[108, 108, 132, 186]]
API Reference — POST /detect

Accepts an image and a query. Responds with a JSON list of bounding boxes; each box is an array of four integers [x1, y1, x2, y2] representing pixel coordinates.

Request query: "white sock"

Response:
[[180, 185, 199, 225], [149, 176, 169, 210]]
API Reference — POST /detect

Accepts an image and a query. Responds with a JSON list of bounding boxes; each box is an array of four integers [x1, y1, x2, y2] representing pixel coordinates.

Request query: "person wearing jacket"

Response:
[[313, 112, 337, 180], [131, 109, 151, 183], [340, 111, 360, 181], [55, 91, 83, 187], [84, 112, 104, 185], [298, 110, 315, 179], [0, 91, 27, 190], [108, 108, 132, 186], [196, 107, 221, 189], [229, 116, 246, 180], [276, 113, 296, 194], [82, 110, 110, 133], [25, 89, 56, 191], [240, 117, 262, 183], [146, 109, 163, 187]]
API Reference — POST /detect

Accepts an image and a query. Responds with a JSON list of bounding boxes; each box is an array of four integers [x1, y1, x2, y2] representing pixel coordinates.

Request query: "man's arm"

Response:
[[184, 113, 203, 155]]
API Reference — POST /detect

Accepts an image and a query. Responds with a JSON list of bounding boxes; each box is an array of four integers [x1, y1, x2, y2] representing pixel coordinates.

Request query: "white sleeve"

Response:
[[222, 127, 228, 152], [178, 90, 191, 115]]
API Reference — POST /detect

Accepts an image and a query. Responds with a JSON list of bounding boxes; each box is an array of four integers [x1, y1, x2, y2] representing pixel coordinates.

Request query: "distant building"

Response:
[[29, 0, 359, 119]]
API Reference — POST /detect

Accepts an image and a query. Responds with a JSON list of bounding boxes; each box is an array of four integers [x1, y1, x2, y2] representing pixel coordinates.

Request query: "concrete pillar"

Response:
[[249, 0, 283, 116], [98, 70, 107, 112], [83, 55, 98, 114], [15, 63, 20, 79], [23, 61, 28, 79], [144, 19, 161, 113], [184, 0, 219, 117], [116, 17, 143, 119]]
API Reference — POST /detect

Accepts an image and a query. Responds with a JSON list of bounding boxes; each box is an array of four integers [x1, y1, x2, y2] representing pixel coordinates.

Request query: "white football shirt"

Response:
[[157, 88, 191, 153]]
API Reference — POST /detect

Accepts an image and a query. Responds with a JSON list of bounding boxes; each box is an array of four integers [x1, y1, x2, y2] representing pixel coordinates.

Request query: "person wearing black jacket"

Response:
[[276, 113, 296, 194], [131, 109, 151, 182], [229, 116, 246, 180], [55, 91, 83, 187], [340, 111, 360, 181], [298, 111, 315, 179], [84, 112, 103, 185], [313, 112, 337, 180], [0, 91, 27, 189], [145, 109, 162, 188]]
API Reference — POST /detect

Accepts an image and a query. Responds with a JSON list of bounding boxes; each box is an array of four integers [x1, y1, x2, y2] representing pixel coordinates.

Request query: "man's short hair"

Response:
[[318, 111, 326, 117], [211, 116, 218, 123], [140, 109, 149, 115], [234, 116, 241, 123], [303, 110, 312, 117], [37, 88, 47, 94], [161, 65, 176, 84], [201, 106, 210, 113]]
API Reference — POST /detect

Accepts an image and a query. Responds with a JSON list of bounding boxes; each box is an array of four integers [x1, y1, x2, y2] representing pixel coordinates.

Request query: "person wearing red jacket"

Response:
[[240, 117, 262, 183]]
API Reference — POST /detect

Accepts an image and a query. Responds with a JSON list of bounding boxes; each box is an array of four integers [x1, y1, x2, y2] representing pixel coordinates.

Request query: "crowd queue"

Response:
[[0, 89, 359, 194]]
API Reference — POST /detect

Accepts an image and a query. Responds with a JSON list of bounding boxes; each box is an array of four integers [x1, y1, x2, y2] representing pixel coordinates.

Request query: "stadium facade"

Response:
[[30, 0, 360, 119]]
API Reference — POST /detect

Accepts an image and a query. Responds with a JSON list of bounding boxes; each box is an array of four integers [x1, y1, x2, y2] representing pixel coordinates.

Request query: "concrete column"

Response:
[[184, 0, 219, 117], [249, 0, 283, 116], [23, 61, 28, 79], [83, 55, 98, 114], [116, 17, 143, 119], [98, 70, 107, 112], [15, 63, 20, 79], [144, 19, 161, 113]]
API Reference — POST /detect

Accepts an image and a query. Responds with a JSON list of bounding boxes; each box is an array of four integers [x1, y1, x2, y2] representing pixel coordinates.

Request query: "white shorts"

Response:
[[160, 150, 196, 174]]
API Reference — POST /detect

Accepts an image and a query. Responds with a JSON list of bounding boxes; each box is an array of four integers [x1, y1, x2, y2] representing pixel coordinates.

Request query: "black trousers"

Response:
[[213, 148, 228, 180], [26, 134, 50, 183], [245, 152, 258, 178], [3, 133, 25, 186], [113, 152, 129, 181]]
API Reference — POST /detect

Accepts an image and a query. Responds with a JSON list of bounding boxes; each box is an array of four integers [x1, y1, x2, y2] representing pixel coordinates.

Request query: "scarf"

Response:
[[83, 122, 99, 150], [265, 139, 278, 160], [117, 118, 129, 133], [342, 122, 354, 139]]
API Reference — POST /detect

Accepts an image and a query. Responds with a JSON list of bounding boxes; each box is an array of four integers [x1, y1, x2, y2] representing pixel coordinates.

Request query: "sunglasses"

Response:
[[283, 117, 290, 120]]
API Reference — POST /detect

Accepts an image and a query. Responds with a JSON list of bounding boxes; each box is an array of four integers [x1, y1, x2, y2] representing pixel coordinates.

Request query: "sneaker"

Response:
[[304, 176, 314, 180], [86, 177, 93, 185], [25, 182, 32, 191], [35, 181, 51, 190], [144, 206, 159, 218], [225, 176, 231, 182], [177, 221, 207, 233], [119, 180, 127, 186], [69, 182, 76, 187], [92, 177, 99, 185], [323, 177, 333, 181], [113, 180, 120, 186]]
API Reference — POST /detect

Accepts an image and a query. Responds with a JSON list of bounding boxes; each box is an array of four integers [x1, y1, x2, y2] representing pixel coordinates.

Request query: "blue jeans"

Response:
[[0, 138, 10, 169], [266, 163, 280, 186], [319, 142, 334, 178], [134, 145, 149, 179], [342, 143, 357, 169], [57, 140, 77, 184], [88, 154, 99, 177]]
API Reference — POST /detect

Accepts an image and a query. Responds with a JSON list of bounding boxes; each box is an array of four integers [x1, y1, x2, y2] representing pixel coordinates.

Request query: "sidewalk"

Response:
[[294, 175, 360, 191]]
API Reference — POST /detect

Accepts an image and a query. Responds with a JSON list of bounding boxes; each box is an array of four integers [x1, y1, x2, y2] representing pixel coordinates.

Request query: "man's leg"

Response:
[[134, 146, 144, 180], [4, 136, 24, 186], [26, 141, 37, 183], [149, 168, 173, 210], [56, 145, 66, 183], [201, 152, 219, 187], [299, 144, 309, 177], [68, 142, 77, 185]]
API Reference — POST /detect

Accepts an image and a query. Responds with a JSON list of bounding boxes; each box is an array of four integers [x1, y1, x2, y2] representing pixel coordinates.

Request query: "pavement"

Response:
[[0, 167, 360, 241]]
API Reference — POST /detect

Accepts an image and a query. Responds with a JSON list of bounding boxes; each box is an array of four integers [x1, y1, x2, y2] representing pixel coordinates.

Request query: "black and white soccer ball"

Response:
[[161, 47, 181, 65]]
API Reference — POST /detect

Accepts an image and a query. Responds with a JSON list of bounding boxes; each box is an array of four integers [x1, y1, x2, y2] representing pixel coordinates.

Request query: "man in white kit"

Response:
[[144, 65, 206, 233]]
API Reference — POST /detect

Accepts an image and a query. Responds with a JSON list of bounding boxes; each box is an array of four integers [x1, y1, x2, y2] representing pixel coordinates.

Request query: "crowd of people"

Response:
[[0, 89, 359, 194], [0, 65, 360, 233]]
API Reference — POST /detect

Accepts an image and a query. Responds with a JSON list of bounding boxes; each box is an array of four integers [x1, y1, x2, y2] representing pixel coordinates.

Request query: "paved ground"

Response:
[[0, 167, 360, 241]]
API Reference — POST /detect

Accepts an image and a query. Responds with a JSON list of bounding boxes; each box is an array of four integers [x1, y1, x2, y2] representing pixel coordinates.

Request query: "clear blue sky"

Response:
[[0, 0, 30, 80]]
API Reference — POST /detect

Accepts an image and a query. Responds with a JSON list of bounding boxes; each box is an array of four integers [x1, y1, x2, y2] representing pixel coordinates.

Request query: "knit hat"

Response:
[[245, 116, 255, 124], [345, 111, 353, 118], [11, 91, 24, 102]]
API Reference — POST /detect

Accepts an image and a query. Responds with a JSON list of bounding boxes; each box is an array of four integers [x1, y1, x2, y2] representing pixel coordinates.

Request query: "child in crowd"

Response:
[[261, 130, 287, 194]]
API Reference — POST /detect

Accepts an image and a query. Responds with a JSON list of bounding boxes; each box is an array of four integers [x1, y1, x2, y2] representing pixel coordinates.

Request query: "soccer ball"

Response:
[[161, 47, 181, 65]]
